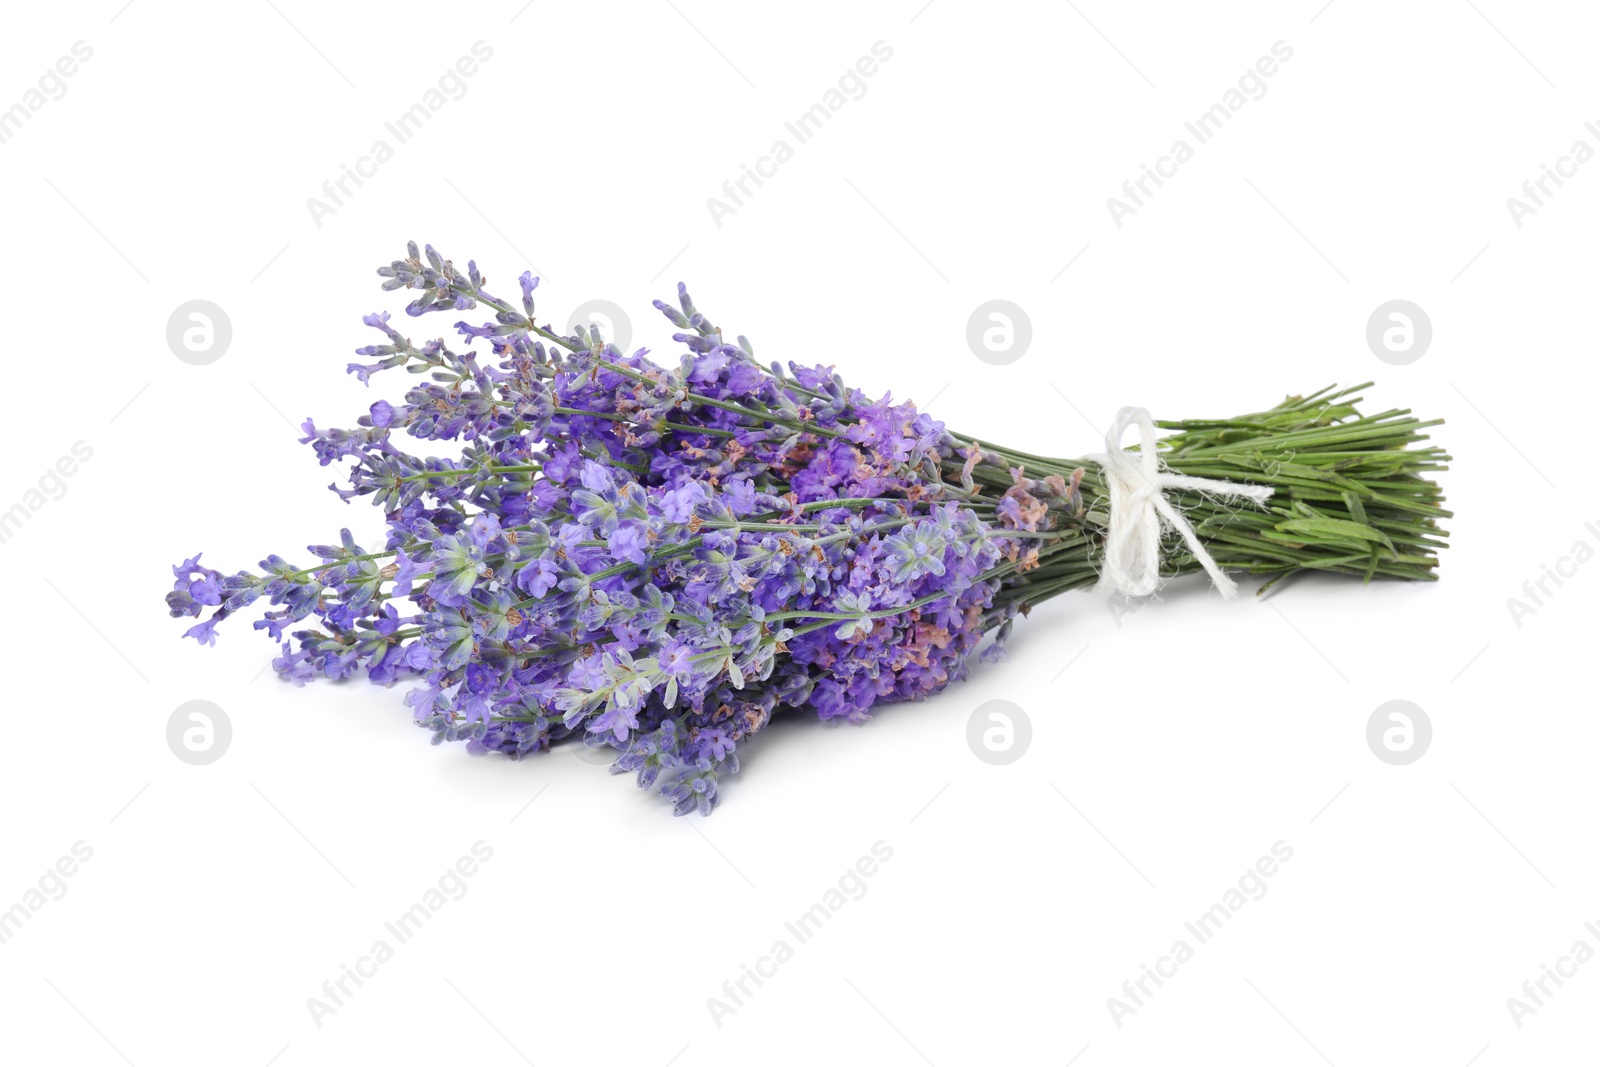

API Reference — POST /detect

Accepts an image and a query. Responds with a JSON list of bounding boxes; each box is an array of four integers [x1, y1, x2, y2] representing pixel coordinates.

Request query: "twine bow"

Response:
[[1091, 406, 1273, 600]]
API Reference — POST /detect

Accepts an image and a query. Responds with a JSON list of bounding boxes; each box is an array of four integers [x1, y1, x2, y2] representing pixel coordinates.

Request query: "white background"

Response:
[[0, 1, 1594, 1064]]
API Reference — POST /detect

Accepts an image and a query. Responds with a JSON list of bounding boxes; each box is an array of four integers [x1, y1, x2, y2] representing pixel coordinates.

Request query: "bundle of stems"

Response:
[[960, 384, 1450, 617]]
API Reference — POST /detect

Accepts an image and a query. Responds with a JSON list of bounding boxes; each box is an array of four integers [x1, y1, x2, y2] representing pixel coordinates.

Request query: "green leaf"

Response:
[[1274, 517, 1395, 554], [1341, 490, 1369, 526]]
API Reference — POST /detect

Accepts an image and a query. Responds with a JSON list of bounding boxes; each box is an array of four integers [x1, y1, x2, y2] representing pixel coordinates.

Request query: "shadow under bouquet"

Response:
[[168, 244, 1450, 815]]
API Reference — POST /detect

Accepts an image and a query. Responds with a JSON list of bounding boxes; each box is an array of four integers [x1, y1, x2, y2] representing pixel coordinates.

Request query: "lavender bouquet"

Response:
[[168, 244, 1450, 815]]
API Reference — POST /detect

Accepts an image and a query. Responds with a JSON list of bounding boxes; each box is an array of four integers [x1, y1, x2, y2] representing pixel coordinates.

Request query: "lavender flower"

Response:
[[168, 243, 1451, 815]]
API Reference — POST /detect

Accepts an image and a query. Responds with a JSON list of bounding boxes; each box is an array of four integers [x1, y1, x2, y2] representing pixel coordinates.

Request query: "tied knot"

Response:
[[1091, 406, 1273, 600]]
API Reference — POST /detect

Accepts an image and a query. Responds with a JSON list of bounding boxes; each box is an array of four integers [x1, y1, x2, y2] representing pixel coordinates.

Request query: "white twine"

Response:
[[1089, 406, 1274, 600]]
